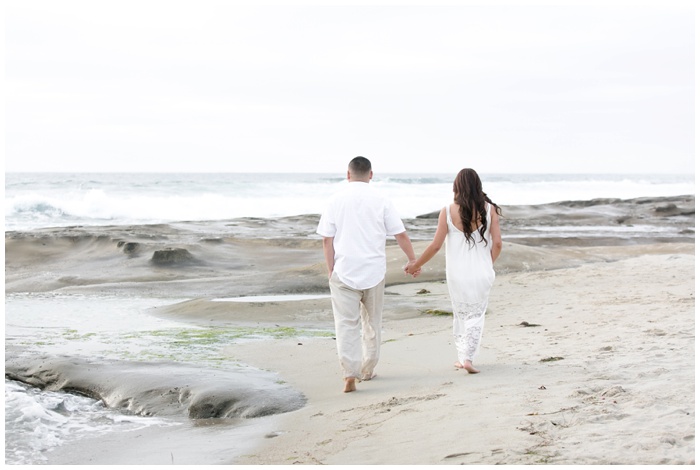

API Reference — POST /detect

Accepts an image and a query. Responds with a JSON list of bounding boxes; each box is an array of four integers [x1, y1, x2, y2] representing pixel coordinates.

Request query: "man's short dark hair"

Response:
[[349, 156, 372, 176]]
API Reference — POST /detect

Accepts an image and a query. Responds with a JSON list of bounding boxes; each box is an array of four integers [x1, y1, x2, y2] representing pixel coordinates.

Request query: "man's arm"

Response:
[[393, 231, 417, 265], [322, 237, 335, 278]]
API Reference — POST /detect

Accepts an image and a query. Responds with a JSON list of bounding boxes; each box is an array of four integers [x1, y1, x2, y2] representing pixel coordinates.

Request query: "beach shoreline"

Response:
[[5, 195, 695, 464]]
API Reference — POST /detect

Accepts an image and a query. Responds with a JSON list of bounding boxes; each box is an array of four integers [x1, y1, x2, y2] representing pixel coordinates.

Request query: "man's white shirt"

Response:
[[317, 181, 405, 290]]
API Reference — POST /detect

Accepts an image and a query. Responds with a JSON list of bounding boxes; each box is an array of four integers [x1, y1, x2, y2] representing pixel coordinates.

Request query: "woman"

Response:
[[406, 168, 502, 373]]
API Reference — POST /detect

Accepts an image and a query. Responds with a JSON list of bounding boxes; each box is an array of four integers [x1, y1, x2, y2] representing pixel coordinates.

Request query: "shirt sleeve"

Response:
[[383, 198, 405, 235], [316, 202, 336, 237]]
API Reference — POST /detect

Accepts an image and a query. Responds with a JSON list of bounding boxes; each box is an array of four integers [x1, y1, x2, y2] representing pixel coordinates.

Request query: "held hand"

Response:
[[404, 260, 421, 278]]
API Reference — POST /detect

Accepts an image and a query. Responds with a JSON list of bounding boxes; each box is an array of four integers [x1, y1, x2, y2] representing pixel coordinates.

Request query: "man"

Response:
[[317, 157, 419, 393]]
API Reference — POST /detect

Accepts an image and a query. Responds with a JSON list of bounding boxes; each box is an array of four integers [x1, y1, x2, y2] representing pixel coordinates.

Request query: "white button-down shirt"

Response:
[[317, 181, 406, 290]]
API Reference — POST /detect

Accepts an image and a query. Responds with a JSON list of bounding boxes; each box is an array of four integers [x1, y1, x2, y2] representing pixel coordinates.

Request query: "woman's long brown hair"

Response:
[[452, 168, 502, 246]]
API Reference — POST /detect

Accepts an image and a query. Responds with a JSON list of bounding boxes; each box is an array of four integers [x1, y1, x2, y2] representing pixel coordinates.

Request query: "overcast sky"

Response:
[[4, 1, 696, 174]]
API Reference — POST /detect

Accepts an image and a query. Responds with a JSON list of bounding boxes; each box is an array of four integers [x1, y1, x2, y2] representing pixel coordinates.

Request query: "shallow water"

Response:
[[4, 294, 185, 463], [4, 292, 331, 464], [212, 294, 331, 302], [5, 293, 190, 359], [506, 224, 688, 239]]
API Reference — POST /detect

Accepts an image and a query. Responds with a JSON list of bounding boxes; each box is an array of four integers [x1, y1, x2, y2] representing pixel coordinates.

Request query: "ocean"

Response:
[[5, 172, 695, 232], [4, 172, 695, 464]]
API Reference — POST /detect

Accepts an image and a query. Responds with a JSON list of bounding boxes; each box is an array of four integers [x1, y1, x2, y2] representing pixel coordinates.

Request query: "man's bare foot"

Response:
[[454, 361, 464, 369], [360, 373, 376, 381], [463, 361, 480, 374], [344, 378, 356, 393]]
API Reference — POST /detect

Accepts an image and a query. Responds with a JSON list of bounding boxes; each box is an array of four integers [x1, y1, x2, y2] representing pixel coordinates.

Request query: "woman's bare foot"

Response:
[[343, 377, 356, 393], [463, 360, 480, 374]]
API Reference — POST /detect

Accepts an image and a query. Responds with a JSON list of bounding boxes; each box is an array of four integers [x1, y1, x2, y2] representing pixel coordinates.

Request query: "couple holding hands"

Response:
[[317, 157, 502, 393]]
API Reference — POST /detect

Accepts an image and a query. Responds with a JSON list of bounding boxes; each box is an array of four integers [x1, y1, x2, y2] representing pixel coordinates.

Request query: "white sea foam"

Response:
[[5, 379, 179, 465], [4, 172, 694, 231]]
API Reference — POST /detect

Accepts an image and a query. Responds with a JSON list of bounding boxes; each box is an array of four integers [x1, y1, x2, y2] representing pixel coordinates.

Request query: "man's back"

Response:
[[317, 181, 404, 290]]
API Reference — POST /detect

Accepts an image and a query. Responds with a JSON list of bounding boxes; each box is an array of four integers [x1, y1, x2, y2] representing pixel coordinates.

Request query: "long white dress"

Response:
[[445, 203, 496, 363]]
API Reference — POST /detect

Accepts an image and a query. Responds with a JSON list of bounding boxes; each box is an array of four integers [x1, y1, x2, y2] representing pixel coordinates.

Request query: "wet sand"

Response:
[[4, 195, 695, 464]]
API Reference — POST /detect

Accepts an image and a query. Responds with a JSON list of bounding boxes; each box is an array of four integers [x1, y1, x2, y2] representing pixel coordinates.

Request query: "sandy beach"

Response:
[[5, 195, 695, 465]]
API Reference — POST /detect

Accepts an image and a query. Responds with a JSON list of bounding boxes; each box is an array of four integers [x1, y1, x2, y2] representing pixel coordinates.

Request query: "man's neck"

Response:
[[347, 170, 372, 183]]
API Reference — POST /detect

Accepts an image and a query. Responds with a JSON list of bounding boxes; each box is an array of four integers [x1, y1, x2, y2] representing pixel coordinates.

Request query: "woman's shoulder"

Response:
[[439, 204, 449, 219]]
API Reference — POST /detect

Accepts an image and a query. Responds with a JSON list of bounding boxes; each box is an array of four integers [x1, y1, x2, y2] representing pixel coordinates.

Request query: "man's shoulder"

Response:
[[329, 182, 394, 208]]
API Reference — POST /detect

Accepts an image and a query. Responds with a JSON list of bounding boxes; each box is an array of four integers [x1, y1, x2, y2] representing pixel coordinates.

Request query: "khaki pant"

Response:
[[329, 272, 385, 379]]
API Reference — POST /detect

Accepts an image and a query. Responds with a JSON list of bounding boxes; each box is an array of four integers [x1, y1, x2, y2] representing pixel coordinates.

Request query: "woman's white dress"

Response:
[[445, 203, 496, 363]]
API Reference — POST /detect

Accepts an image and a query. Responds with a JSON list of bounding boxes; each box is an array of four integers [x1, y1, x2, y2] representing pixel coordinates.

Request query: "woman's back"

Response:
[[445, 202, 495, 302], [448, 203, 482, 234]]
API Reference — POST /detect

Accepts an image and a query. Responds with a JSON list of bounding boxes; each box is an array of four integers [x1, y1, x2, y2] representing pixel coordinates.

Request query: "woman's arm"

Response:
[[489, 205, 502, 263], [406, 207, 448, 274]]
